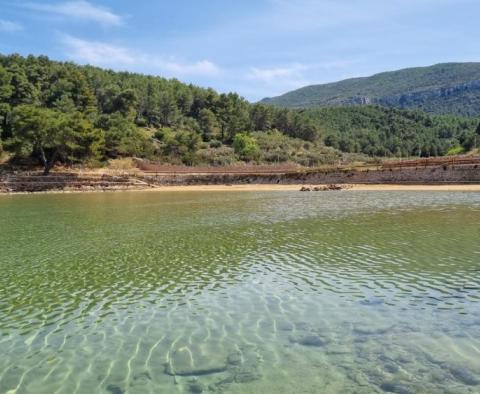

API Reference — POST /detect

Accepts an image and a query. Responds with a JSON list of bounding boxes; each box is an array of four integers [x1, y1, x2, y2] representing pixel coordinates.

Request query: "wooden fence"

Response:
[[134, 155, 480, 175], [382, 155, 480, 169]]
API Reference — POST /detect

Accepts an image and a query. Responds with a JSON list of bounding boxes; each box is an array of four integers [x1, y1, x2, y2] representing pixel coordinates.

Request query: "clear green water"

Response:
[[1, 191, 480, 394]]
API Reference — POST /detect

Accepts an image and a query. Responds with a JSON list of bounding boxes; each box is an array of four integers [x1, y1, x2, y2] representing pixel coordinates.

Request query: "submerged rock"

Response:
[[106, 384, 124, 394], [188, 382, 205, 393], [448, 365, 480, 386], [383, 362, 400, 374], [294, 321, 311, 330], [166, 363, 228, 377], [351, 372, 369, 387], [165, 347, 228, 376], [380, 381, 414, 394], [299, 335, 329, 347], [276, 320, 295, 331], [395, 354, 414, 365], [353, 324, 392, 336], [300, 185, 345, 192], [234, 366, 261, 383], [227, 352, 242, 366], [359, 298, 385, 306], [326, 344, 352, 355], [289, 334, 330, 347]]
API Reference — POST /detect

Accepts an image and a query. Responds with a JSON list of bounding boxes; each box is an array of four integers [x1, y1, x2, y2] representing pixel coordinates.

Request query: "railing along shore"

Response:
[[134, 155, 480, 176]]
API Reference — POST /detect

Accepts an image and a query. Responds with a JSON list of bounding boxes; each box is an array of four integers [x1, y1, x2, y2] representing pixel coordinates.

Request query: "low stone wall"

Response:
[[141, 164, 480, 186]]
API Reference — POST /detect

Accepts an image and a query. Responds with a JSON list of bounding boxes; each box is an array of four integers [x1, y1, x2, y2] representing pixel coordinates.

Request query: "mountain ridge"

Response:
[[260, 63, 480, 116]]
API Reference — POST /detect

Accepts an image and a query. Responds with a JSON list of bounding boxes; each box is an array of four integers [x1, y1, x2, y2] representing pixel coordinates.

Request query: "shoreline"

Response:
[[1, 183, 480, 195]]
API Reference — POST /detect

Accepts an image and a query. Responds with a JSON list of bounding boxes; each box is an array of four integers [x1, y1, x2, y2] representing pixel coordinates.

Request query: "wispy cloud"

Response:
[[245, 59, 363, 99], [248, 64, 308, 85], [61, 35, 220, 77], [0, 19, 23, 32], [62, 35, 134, 64], [24, 1, 123, 26], [245, 64, 311, 98], [159, 60, 220, 77]]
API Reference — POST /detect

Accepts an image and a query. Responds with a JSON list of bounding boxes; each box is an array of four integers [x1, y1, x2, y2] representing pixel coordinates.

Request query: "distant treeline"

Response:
[[0, 54, 479, 173], [303, 106, 480, 157]]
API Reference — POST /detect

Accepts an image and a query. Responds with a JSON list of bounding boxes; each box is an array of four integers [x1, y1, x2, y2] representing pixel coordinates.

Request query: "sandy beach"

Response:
[[137, 184, 480, 192], [3, 183, 480, 195]]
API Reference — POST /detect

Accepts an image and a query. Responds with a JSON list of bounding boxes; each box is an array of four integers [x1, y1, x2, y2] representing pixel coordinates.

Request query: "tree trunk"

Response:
[[40, 148, 58, 176], [43, 162, 53, 176]]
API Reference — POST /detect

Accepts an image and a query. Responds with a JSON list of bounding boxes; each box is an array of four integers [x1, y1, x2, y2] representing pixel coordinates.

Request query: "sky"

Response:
[[0, 0, 479, 101]]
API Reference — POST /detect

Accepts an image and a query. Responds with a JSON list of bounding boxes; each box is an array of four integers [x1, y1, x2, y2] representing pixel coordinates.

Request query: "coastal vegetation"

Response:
[[0, 54, 479, 173]]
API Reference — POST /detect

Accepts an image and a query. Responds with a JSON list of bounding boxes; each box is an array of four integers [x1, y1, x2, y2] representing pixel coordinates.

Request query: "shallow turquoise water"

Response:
[[0, 190, 479, 393]]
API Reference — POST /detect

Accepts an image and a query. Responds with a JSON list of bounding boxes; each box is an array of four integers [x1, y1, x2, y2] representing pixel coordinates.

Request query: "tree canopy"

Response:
[[0, 54, 478, 171]]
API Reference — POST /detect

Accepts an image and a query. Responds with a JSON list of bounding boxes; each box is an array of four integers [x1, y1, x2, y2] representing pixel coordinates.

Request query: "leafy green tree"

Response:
[[141, 81, 160, 126], [113, 89, 137, 118], [175, 87, 193, 114], [216, 93, 251, 142], [158, 91, 179, 126], [96, 113, 152, 158], [0, 65, 13, 136], [162, 129, 201, 164], [8, 105, 103, 174], [7, 64, 37, 106], [250, 104, 273, 131], [198, 108, 220, 140], [233, 133, 260, 161]]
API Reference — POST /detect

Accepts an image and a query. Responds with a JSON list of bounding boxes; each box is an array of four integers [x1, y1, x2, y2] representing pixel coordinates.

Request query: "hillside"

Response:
[[261, 63, 480, 116], [0, 54, 479, 174], [302, 106, 479, 157]]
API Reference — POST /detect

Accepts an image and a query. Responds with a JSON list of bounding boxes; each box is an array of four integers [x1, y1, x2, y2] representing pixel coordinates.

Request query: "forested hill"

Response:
[[0, 54, 479, 174], [261, 63, 480, 116]]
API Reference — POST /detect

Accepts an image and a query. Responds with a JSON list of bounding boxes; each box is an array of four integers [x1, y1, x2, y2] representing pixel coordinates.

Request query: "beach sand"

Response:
[[2, 183, 480, 195]]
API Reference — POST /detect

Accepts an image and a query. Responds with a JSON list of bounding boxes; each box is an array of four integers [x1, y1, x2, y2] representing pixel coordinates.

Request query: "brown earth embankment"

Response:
[[1, 164, 479, 193], [140, 164, 480, 186]]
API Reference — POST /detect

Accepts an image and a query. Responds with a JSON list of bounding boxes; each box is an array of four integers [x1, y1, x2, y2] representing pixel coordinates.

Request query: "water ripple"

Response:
[[0, 191, 479, 393]]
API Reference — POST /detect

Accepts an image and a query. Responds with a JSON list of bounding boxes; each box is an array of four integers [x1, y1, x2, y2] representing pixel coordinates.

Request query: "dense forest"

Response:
[[0, 54, 479, 173], [304, 106, 480, 157]]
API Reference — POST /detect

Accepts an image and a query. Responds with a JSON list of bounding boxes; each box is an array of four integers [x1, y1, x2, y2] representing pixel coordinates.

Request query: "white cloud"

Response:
[[24, 1, 123, 26], [248, 64, 308, 84], [62, 35, 134, 65], [245, 63, 310, 95], [0, 19, 23, 32], [61, 35, 221, 77], [245, 59, 363, 99], [160, 60, 220, 77], [246, 64, 311, 98]]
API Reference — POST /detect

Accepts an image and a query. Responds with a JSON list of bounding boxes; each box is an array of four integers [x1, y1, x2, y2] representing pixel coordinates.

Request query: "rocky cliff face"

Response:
[[376, 79, 480, 110], [323, 80, 480, 116]]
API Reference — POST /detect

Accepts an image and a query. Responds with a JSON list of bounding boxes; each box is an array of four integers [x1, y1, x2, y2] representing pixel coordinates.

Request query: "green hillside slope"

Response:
[[303, 106, 479, 157], [261, 63, 480, 116]]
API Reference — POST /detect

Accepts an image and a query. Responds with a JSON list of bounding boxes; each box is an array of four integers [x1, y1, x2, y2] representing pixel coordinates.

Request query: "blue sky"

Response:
[[0, 0, 479, 101]]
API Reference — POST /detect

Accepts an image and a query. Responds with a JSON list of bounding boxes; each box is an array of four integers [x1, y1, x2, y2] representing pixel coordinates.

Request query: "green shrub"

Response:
[[446, 146, 465, 155], [232, 133, 260, 161], [209, 139, 222, 148]]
